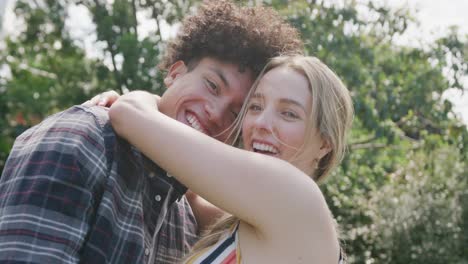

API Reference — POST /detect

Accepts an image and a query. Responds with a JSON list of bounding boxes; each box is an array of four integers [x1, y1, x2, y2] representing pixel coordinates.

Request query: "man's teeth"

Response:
[[187, 114, 204, 133], [253, 142, 278, 154]]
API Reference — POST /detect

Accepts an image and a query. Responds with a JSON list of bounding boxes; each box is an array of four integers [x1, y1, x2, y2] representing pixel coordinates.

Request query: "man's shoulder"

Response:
[[50, 105, 110, 129], [3, 105, 120, 194], [18, 105, 111, 141], [8, 105, 117, 164]]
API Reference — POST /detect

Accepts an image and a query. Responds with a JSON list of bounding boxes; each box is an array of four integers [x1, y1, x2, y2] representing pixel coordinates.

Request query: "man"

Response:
[[0, 1, 302, 263]]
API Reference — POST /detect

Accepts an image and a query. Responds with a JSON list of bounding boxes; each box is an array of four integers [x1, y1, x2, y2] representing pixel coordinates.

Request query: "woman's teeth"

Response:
[[252, 142, 278, 154]]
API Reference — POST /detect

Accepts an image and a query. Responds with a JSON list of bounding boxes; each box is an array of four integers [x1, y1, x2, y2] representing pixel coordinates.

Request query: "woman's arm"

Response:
[[109, 91, 337, 245]]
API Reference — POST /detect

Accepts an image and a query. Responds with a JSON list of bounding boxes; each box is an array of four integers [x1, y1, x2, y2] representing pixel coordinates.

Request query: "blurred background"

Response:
[[0, 0, 467, 263]]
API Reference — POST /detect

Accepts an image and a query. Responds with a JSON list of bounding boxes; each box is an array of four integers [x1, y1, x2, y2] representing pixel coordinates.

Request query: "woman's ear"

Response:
[[317, 137, 332, 160], [164, 60, 188, 87]]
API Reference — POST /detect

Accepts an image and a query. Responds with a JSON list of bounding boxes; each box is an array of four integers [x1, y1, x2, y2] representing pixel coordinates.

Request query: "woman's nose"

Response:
[[253, 109, 274, 133]]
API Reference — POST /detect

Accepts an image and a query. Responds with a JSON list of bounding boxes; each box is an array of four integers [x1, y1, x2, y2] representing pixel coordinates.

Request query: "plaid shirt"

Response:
[[0, 105, 199, 263]]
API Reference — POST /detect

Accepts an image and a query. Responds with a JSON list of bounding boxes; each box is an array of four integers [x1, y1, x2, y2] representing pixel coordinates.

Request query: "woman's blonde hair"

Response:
[[183, 55, 353, 262]]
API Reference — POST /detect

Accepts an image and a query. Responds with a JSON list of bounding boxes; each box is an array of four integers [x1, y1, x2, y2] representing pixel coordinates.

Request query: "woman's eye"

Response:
[[283, 111, 299, 119], [248, 103, 262, 112]]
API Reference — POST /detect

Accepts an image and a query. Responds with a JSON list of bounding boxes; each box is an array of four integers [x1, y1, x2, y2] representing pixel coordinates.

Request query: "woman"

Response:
[[93, 55, 353, 263]]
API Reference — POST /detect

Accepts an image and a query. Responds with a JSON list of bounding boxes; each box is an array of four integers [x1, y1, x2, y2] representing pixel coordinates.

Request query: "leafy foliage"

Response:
[[273, 1, 467, 262], [0, 0, 466, 262]]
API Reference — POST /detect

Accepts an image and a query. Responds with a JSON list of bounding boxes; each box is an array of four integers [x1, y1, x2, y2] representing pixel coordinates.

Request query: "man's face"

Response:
[[158, 57, 254, 142]]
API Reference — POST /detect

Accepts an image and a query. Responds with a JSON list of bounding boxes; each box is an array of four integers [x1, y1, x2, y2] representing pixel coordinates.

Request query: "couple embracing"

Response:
[[0, 1, 352, 263]]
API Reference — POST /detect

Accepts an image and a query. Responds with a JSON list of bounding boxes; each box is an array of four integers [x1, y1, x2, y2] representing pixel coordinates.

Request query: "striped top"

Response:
[[185, 222, 347, 264], [185, 223, 241, 264]]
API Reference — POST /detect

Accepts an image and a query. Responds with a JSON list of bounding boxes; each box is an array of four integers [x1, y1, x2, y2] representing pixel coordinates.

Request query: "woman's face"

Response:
[[242, 66, 327, 173]]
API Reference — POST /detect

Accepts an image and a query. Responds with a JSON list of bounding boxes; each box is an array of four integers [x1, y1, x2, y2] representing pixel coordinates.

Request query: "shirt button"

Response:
[[166, 172, 172, 178], [155, 195, 161, 202], [149, 172, 155, 178], [145, 248, 150, 256]]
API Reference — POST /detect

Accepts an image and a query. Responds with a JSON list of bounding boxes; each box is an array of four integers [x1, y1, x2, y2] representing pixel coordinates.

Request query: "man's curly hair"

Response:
[[159, 0, 304, 77]]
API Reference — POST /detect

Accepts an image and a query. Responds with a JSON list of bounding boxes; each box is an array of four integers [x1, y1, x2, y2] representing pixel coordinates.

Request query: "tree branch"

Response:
[[349, 142, 387, 150], [151, 6, 164, 42], [92, 0, 123, 93], [131, 0, 138, 40], [349, 136, 378, 146]]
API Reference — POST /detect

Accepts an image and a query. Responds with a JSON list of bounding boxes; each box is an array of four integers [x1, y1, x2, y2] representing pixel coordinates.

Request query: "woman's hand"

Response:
[[108, 90, 161, 138], [109, 90, 161, 113], [82, 90, 161, 109], [82, 90, 121, 107]]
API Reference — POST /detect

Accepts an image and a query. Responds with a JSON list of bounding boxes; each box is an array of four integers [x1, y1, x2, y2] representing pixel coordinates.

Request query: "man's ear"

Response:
[[164, 61, 188, 87]]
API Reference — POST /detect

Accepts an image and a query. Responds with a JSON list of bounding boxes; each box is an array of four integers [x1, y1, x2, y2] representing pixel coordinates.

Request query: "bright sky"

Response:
[[384, 0, 468, 125], [1, 0, 467, 123]]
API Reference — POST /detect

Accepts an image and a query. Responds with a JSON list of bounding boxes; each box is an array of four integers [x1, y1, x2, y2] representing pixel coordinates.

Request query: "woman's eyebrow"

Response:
[[279, 98, 306, 111], [250, 93, 263, 99]]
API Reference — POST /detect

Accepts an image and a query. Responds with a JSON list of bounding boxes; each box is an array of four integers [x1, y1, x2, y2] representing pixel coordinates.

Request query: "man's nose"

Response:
[[204, 101, 226, 127], [205, 101, 237, 142]]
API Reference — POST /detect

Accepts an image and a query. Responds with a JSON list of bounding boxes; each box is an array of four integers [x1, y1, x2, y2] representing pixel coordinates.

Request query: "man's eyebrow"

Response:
[[209, 67, 229, 88]]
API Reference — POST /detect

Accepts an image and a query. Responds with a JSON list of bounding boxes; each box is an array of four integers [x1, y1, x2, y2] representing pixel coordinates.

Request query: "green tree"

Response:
[[270, 1, 467, 262]]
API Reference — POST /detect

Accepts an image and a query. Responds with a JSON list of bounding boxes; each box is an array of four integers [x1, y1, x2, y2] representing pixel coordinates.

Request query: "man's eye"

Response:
[[231, 111, 239, 119], [206, 79, 218, 92]]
